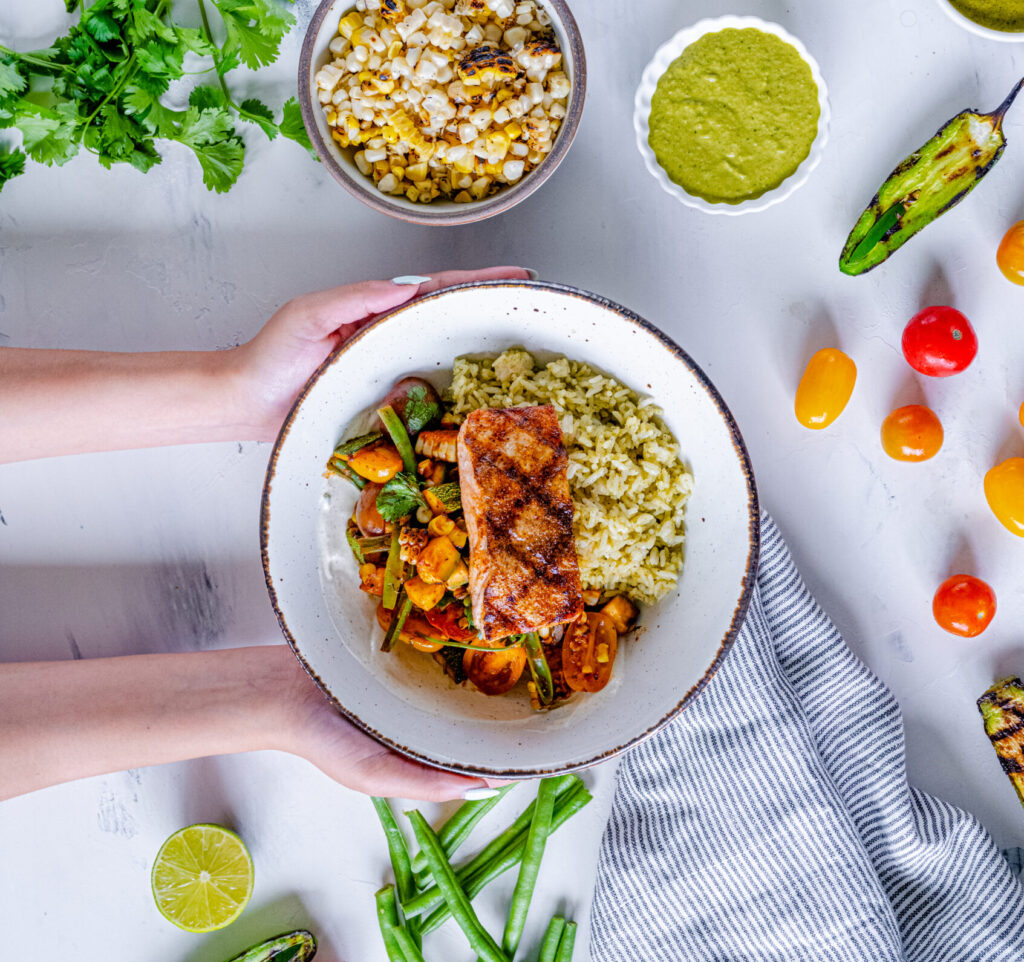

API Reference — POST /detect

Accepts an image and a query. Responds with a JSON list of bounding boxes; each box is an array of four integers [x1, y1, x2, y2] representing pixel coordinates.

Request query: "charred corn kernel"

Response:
[[483, 160, 503, 176], [348, 442, 404, 482], [486, 131, 510, 153], [387, 39, 404, 58], [416, 505, 433, 524], [581, 588, 602, 606], [469, 175, 491, 199], [504, 121, 522, 139], [331, 130, 350, 146], [454, 189, 472, 202], [326, 109, 338, 125], [538, 626, 551, 639], [417, 458, 434, 476], [405, 576, 446, 611], [405, 185, 421, 201], [428, 515, 455, 537], [358, 70, 374, 84], [373, 159, 390, 175], [354, 150, 371, 174], [454, 152, 475, 173], [339, 11, 365, 38], [406, 162, 429, 180], [381, 125, 398, 143], [447, 526, 468, 549], [496, 87, 514, 102], [390, 164, 406, 179]]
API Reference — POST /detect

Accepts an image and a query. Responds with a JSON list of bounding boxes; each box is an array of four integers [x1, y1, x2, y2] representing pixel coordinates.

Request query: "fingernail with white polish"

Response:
[[462, 786, 501, 801], [392, 275, 431, 285], [523, 268, 539, 280]]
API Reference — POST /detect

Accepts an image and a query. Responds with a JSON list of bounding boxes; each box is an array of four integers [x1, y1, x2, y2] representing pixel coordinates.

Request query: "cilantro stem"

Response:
[[0, 46, 65, 71], [197, 0, 238, 108]]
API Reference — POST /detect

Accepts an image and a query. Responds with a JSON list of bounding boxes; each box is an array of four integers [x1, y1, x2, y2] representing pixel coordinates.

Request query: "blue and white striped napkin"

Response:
[[591, 513, 1024, 961]]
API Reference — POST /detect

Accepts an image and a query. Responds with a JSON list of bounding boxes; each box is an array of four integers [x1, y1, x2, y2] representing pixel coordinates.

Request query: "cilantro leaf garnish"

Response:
[[376, 472, 428, 522], [404, 385, 440, 435], [0, 0, 311, 193], [0, 147, 25, 191]]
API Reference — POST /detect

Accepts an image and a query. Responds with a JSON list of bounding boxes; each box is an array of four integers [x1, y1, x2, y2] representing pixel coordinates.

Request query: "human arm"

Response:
[[0, 266, 528, 463], [0, 644, 492, 802]]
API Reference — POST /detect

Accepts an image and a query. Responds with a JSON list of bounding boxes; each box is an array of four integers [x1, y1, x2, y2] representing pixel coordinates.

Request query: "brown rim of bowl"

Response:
[[297, 0, 587, 225], [260, 279, 760, 777]]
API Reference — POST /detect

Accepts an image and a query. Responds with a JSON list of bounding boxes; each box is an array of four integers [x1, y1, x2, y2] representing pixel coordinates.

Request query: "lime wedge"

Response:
[[151, 823, 254, 932]]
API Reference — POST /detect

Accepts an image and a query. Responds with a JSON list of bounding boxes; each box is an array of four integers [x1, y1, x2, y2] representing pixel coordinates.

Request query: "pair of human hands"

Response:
[[234, 266, 527, 800]]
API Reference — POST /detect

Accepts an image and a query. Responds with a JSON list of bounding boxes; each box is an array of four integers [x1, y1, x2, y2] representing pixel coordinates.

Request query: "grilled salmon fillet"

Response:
[[457, 405, 583, 642]]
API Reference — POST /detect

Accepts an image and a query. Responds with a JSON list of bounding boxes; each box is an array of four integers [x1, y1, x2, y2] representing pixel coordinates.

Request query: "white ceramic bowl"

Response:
[[261, 281, 759, 777], [298, 0, 586, 225], [937, 0, 1024, 40], [633, 16, 831, 216]]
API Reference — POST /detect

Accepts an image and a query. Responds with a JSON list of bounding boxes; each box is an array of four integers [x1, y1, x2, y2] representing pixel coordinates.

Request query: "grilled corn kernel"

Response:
[[428, 515, 455, 537], [339, 11, 365, 38]]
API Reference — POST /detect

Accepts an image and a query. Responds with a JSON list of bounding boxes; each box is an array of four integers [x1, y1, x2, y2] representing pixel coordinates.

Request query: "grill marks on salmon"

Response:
[[457, 405, 584, 642]]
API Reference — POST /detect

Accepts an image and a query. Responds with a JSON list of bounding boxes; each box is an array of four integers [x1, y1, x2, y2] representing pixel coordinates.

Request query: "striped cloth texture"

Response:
[[591, 513, 1024, 961]]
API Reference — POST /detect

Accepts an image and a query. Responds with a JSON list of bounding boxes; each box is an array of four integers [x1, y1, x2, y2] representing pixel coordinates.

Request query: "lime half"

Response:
[[151, 823, 254, 932]]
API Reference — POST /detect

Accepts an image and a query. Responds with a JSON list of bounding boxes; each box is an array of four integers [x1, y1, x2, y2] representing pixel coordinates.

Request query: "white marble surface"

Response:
[[2, 0, 1024, 958]]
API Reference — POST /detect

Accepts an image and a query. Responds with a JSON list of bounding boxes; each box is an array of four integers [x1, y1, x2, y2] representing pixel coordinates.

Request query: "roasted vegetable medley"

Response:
[[327, 376, 639, 709]]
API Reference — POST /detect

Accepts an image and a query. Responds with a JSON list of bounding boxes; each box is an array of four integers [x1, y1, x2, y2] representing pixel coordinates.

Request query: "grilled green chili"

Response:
[[840, 77, 1024, 275], [523, 632, 555, 706]]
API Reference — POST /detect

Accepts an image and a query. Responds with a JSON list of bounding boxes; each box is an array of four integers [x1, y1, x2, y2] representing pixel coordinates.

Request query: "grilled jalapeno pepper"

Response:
[[977, 678, 1024, 809], [840, 77, 1024, 275]]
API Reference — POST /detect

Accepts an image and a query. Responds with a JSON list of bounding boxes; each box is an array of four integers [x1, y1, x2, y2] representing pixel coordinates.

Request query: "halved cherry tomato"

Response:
[[794, 348, 856, 430], [376, 603, 446, 651], [463, 645, 527, 695], [425, 602, 478, 643], [984, 457, 1024, 537], [355, 482, 386, 537], [901, 306, 977, 377], [562, 612, 618, 693], [997, 221, 1024, 285], [933, 575, 996, 637], [880, 405, 943, 461]]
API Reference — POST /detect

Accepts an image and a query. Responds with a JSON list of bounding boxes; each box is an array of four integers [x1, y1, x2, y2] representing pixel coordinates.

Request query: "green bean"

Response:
[[411, 783, 516, 887], [390, 923, 427, 962], [327, 458, 367, 489], [538, 916, 566, 962], [554, 921, 577, 962], [381, 591, 411, 652], [502, 777, 558, 955], [522, 632, 555, 705], [382, 526, 403, 611], [379, 405, 417, 474], [371, 797, 420, 947], [416, 782, 592, 935], [406, 809, 509, 962], [375, 886, 406, 962], [403, 775, 578, 918]]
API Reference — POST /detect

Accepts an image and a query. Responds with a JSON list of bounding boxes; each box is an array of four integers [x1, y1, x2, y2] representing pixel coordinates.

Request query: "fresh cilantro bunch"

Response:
[[0, 0, 314, 194]]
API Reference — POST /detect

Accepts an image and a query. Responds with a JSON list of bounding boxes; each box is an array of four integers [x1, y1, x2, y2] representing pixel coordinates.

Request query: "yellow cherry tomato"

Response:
[[984, 457, 1024, 536], [997, 221, 1024, 285], [1019, 401, 1024, 428], [794, 348, 857, 429], [880, 405, 944, 461]]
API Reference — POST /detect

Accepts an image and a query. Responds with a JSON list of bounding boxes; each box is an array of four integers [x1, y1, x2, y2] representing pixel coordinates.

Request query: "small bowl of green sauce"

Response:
[[634, 16, 830, 215], [939, 0, 1024, 39]]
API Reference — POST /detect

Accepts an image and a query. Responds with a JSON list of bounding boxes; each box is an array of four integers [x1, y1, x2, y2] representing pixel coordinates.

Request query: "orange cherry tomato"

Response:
[[933, 574, 996, 637], [997, 220, 1024, 285], [1019, 401, 1024, 429], [984, 457, 1024, 537], [562, 612, 618, 693], [880, 405, 944, 461], [463, 645, 527, 695], [794, 348, 857, 429]]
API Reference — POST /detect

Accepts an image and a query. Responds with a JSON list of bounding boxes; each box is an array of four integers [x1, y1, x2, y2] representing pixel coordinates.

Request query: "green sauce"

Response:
[[648, 28, 820, 204], [948, 0, 1024, 31]]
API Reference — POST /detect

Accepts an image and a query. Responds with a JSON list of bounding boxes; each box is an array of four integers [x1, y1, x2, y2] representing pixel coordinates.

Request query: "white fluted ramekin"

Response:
[[633, 16, 831, 216], [937, 0, 1024, 41]]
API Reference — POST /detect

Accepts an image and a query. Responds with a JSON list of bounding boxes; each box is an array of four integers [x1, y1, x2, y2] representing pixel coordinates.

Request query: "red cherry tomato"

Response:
[[932, 575, 996, 637], [425, 602, 477, 642], [901, 306, 977, 377]]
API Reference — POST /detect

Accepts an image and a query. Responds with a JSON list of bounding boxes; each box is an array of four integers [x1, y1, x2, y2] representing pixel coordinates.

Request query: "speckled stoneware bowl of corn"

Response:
[[261, 281, 760, 777], [298, 0, 586, 225]]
